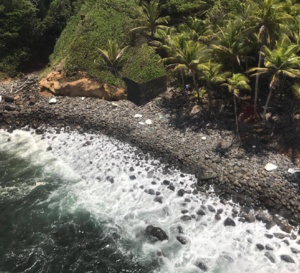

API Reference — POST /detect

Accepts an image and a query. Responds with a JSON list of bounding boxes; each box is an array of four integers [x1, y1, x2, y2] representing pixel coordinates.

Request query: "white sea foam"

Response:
[[1, 128, 299, 272]]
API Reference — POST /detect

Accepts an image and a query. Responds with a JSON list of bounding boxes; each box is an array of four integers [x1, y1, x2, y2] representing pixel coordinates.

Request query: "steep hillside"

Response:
[[48, 0, 166, 86]]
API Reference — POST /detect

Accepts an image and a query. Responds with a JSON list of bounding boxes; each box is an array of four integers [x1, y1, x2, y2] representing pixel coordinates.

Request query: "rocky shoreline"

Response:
[[0, 75, 300, 234]]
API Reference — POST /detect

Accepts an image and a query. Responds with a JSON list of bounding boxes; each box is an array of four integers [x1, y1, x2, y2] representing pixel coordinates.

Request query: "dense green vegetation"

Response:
[[1, 0, 300, 128], [0, 0, 81, 75]]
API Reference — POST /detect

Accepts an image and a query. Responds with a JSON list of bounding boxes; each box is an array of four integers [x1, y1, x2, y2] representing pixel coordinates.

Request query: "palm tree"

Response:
[[223, 73, 251, 134], [249, 0, 293, 114], [130, 0, 169, 38], [178, 16, 214, 45], [162, 39, 208, 103], [212, 18, 249, 73], [198, 60, 230, 110], [248, 36, 300, 122], [97, 39, 128, 77]]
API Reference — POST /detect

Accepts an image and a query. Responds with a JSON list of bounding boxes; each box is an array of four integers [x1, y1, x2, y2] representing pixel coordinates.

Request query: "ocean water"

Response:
[[0, 128, 299, 273]]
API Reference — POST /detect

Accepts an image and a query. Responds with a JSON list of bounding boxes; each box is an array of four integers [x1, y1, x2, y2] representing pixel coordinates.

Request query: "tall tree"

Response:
[[250, 0, 293, 114], [163, 39, 208, 102], [248, 36, 300, 122], [198, 60, 229, 110], [212, 18, 249, 73], [223, 73, 251, 134]]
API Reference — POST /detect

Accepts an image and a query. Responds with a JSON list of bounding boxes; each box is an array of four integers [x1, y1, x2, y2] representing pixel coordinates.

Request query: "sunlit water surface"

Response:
[[0, 129, 299, 273]]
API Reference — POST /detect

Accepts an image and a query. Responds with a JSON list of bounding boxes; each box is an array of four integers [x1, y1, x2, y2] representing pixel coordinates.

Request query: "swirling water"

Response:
[[0, 129, 299, 273]]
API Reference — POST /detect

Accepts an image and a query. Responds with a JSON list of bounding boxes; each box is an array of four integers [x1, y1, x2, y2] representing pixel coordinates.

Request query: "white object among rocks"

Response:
[[288, 168, 300, 174], [0, 95, 2, 102], [145, 119, 152, 125], [264, 163, 277, 171], [138, 122, 145, 125], [201, 136, 207, 140], [49, 98, 57, 104], [134, 114, 143, 118]]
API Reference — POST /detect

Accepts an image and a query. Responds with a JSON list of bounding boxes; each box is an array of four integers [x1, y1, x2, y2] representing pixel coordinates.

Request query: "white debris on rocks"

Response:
[[49, 98, 57, 104], [145, 119, 152, 125], [264, 163, 278, 171], [288, 168, 300, 174], [134, 114, 143, 118]]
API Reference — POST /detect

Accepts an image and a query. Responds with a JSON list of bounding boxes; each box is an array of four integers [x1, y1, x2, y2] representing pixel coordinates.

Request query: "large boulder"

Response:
[[39, 70, 126, 100]]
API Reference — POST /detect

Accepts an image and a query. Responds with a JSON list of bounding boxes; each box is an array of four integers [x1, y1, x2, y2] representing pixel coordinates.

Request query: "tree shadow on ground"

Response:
[[157, 90, 300, 164], [156, 91, 300, 194]]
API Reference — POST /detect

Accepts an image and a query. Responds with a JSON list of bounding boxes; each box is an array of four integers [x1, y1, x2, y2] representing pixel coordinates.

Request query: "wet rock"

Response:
[[146, 225, 168, 241], [106, 176, 114, 183], [265, 244, 274, 251], [181, 210, 189, 214], [180, 215, 192, 221], [184, 198, 191, 202], [154, 196, 163, 204], [207, 205, 216, 213], [129, 175, 136, 180], [46, 146, 52, 151], [162, 179, 170, 185], [265, 252, 276, 263], [196, 209, 206, 216], [147, 189, 155, 195], [265, 234, 273, 239], [177, 189, 185, 197], [147, 170, 154, 178], [291, 247, 300, 254], [220, 254, 234, 263], [283, 239, 289, 246], [256, 244, 264, 251], [245, 214, 256, 223], [177, 225, 184, 234], [215, 214, 221, 221], [196, 261, 208, 272], [176, 235, 187, 245], [224, 217, 236, 227], [167, 185, 175, 191], [273, 233, 287, 239], [238, 217, 245, 223], [35, 128, 44, 135], [217, 208, 223, 214], [265, 221, 276, 230], [280, 223, 293, 234], [280, 254, 295, 263]]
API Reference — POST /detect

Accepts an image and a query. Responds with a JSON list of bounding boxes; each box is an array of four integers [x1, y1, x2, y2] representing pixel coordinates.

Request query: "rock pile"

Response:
[[0, 74, 299, 229]]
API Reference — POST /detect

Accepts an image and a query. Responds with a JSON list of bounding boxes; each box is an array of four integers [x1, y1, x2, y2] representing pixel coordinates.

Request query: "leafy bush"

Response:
[[122, 44, 166, 83]]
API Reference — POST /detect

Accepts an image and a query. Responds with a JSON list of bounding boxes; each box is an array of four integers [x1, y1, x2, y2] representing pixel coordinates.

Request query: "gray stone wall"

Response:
[[123, 76, 167, 106]]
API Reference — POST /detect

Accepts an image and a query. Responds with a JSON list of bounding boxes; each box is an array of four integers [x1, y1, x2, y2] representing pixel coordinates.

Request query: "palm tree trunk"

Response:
[[192, 72, 200, 104], [263, 88, 273, 122], [234, 95, 239, 134], [254, 48, 263, 115]]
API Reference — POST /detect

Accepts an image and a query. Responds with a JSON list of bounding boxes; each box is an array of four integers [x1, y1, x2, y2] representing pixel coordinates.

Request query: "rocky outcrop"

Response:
[[39, 70, 126, 100]]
